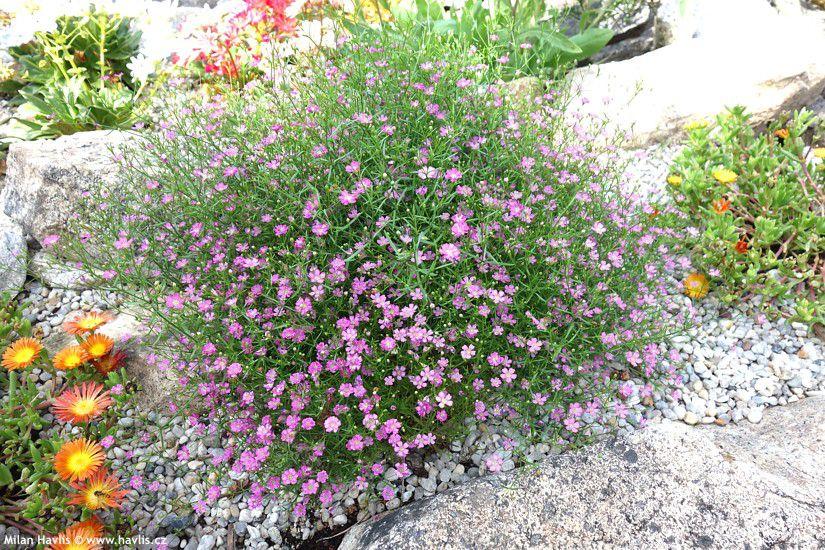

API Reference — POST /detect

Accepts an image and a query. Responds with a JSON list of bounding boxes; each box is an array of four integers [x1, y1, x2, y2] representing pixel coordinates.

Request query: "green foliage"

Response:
[[0, 294, 65, 534], [1, 8, 143, 148], [665, 107, 825, 324], [345, 0, 640, 79]]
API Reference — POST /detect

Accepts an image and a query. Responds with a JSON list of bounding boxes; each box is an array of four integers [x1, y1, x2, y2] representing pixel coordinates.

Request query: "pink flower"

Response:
[[460, 344, 476, 359], [324, 416, 341, 432], [42, 234, 60, 247], [439, 242, 461, 262], [485, 453, 503, 473], [165, 293, 185, 310], [312, 221, 330, 236], [444, 168, 462, 182]]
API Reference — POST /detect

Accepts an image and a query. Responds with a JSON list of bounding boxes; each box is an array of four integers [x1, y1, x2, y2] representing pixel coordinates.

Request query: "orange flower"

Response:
[[774, 128, 789, 140], [69, 469, 128, 510], [712, 198, 731, 214], [52, 382, 113, 424], [53, 438, 104, 482], [53, 345, 90, 371], [2, 338, 43, 371], [735, 239, 749, 254], [63, 311, 113, 335], [683, 272, 710, 299], [82, 334, 114, 359], [49, 518, 104, 550], [93, 349, 128, 375]]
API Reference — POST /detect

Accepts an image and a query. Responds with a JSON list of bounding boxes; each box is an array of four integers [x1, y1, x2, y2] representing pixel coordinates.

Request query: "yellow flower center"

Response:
[[87, 342, 108, 357], [77, 318, 103, 330], [11, 347, 36, 364], [84, 489, 104, 509], [65, 352, 85, 368], [67, 451, 93, 474], [70, 398, 97, 416]]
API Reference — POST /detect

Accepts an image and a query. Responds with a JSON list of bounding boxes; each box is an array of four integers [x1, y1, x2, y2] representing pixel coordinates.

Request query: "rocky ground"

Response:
[[0, 255, 821, 549]]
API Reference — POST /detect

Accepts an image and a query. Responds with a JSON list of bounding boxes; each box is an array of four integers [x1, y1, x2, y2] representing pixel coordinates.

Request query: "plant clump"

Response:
[[666, 107, 824, 324], [62, 36, 685, 516]]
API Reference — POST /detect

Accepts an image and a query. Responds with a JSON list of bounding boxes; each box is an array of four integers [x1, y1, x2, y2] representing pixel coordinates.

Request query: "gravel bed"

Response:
[[5, 271, 821, 549]]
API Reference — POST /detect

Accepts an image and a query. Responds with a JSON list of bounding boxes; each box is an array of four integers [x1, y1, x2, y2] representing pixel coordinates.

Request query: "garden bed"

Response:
[[0, 0, 824, 548]]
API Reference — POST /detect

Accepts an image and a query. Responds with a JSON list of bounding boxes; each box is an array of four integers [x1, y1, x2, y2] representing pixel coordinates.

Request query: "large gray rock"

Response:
[[340, 397, 825, 549], [0, 212, 26, 295], [28, 250, 94, 290], [568, 3, 825, 146], [0, 130, 129, 247]]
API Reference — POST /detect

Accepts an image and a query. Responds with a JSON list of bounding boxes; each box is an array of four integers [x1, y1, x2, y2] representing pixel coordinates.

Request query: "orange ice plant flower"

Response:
[[69, 469, 128, 510], [49, 517, 104, 550], [683, 272, 710, 299], [2, 338, 42, 370], [53, 345, 90, 371], [712, 198, 731, 214], [54, 438, 104, 482], [735, 239, 749, 254], [82, 334, 114, 359], [52, 382, 113, 424], [63, 311, 113, 335]]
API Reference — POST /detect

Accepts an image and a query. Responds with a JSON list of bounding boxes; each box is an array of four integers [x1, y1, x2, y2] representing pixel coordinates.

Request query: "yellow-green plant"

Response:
[[1, 7, 143, 148]]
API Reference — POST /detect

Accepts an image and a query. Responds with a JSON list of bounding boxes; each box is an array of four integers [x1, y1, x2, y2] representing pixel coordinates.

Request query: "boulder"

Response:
[[0, 130, 129, 247], [340, 397, 825, 549], [568, 4, 825, 146], [0, 212, 26, 296], [29, 250, 94, 290]]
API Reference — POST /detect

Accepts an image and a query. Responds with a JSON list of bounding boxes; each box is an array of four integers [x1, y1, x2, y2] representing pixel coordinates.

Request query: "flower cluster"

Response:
[[1, 311, 129, 547], [181, 0, 297, 82], [65, 37, 685, 516]]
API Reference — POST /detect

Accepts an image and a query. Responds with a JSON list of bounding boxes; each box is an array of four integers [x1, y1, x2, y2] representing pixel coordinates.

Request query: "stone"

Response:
[[196, 534, 215, 550], [567, 6, 825, 146], [0, 130, 130, 247], [340, 397, 825, 549], [28, 250, 94, 290], [0, 212, 25, 295]]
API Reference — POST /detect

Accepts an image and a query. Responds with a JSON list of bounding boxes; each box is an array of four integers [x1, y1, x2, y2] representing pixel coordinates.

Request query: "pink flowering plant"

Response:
[[61, 36, 684, 516]]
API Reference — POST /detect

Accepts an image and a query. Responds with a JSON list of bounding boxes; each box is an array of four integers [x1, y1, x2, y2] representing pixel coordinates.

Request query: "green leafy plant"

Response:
[[665, 107, 825, 324], [0, 294, 64, 536], [1, 7, 143, 148], [345, 0, 642, 79]]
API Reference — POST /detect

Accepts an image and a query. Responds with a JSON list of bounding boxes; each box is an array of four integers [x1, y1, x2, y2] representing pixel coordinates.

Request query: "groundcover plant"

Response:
[[59, 34, 685, 516]]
